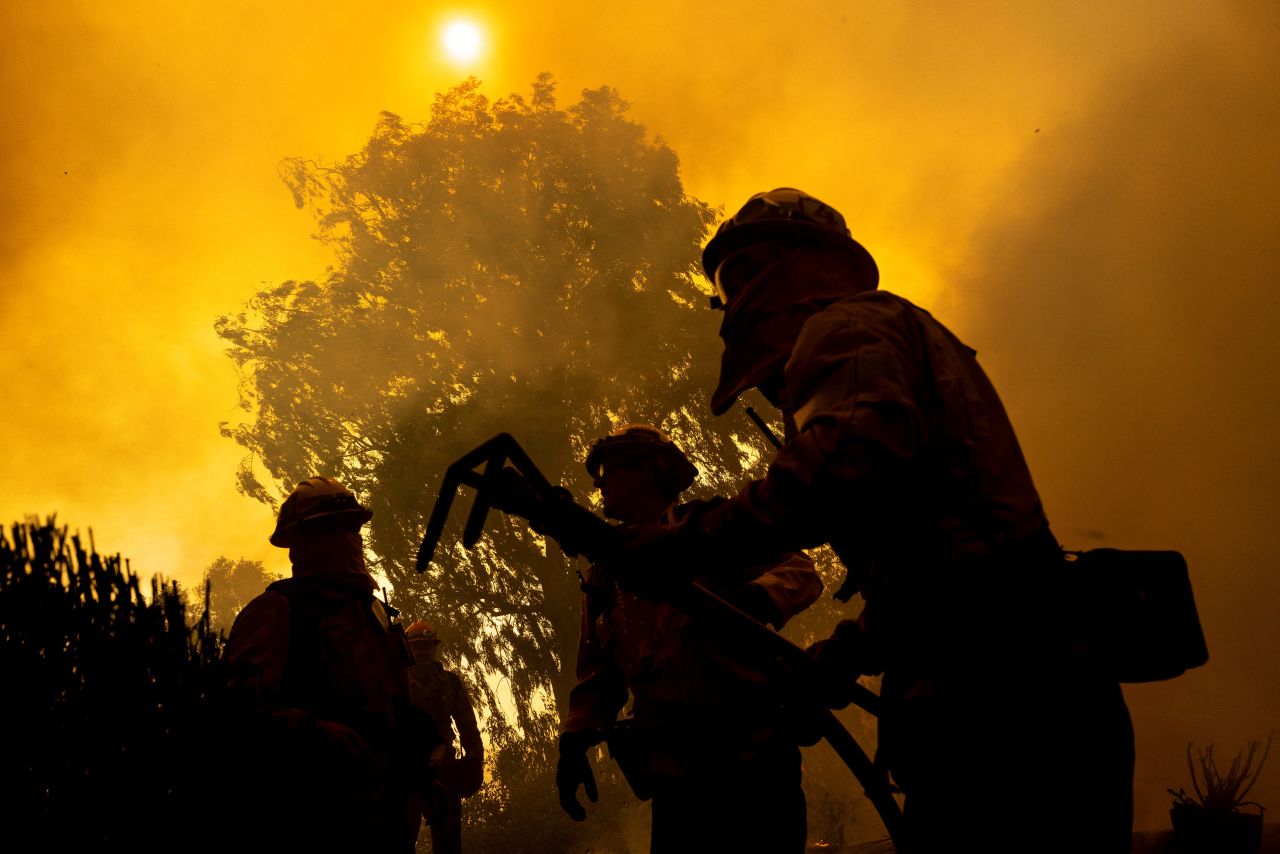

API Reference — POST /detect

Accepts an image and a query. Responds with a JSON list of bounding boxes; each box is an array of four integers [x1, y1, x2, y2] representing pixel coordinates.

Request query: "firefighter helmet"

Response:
[[701, 187, 878, 306], [270, 476, 373, 548], [405, 620, 440, 643], [585, 424, 697, 497]]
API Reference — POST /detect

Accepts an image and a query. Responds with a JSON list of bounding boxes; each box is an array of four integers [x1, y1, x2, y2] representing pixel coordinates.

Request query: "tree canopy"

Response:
[[215, 76, 783, 807], [198, 556, 280, 633]]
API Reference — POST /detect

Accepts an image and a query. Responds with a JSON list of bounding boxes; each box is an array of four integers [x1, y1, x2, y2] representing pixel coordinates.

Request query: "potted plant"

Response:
[[1168, 735, 1271, 854]]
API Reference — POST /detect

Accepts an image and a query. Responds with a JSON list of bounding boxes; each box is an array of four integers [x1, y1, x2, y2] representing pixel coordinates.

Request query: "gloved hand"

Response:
[[490, 469, 619, 560], [429, 743, 453, 771], [488, 466, 543, 520], [807, 619, 866, 709], [456, 754, 485, 798], [556, 730, 600, 821], [537, 487, 620, 558]]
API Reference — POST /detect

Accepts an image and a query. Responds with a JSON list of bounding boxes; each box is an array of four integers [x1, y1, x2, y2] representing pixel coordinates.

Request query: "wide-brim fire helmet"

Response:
[[270, 476, 374, 548], [700, 188, 879, 415], [584, 424, 698, 498], [701, 187, 878, 291]]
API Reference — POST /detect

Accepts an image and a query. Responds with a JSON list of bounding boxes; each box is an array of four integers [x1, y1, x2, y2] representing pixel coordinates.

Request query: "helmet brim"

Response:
[[702, 220, 878, 289], [585, 438, 698, 495], [269, 507, 373, 548]]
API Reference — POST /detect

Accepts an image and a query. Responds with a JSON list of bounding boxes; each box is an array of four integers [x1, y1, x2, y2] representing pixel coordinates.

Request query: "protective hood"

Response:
[[712, 304, 813, 415], [710, 260, 864, 415]]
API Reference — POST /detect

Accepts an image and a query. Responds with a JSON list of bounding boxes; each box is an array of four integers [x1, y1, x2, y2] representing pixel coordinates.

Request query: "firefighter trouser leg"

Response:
[[427, 797, 463, 854], [884, 670, 1133, 854], [649, 743, 805, 854]]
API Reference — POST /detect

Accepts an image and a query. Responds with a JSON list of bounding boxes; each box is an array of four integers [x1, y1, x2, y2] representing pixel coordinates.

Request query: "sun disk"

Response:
[[442, 20, 484, 62]]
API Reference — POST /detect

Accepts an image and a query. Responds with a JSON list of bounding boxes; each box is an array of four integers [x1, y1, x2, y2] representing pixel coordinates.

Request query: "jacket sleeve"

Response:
[[224, 591, 292, 710], [703, 546, 824, 629], [451, 674, 484, 763], [560, 578, 628, 737], [687, 300, 928, 566], [747, 550, 823, 629]]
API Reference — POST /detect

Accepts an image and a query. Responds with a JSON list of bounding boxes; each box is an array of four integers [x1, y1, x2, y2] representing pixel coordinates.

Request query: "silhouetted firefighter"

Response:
[[614, 188, 1141, 853], [556, 424, 822, 852], [404, 619, 485, 853], [223, 477, 441, 854]]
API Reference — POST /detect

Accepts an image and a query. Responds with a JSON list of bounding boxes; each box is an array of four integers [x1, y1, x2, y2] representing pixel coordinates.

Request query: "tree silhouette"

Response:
[[196, 556, 281, 633], [215, 76, 784, 816], [0, 518, 229, 853]]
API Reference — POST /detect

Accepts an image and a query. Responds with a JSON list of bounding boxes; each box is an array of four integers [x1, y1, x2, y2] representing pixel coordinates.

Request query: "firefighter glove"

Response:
[[807, 619, 866, 709], [556, 730, 600, 821]]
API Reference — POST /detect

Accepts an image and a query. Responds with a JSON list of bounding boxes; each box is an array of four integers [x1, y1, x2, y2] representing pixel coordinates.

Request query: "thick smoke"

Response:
[[3, 0, 1278, 839], [938, 15, 1280, 828]]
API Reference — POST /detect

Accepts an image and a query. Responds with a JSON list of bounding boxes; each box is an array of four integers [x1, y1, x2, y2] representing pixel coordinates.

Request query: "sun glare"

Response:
[[442, 20, 484, 63]]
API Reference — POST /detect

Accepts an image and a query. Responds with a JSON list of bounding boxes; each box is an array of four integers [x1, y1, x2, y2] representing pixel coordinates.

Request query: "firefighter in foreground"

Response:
[[610, 191, 1135, 852], [405, 620, 484, 854], [224, 477, 435, 853], [556, 424, 823, 853]]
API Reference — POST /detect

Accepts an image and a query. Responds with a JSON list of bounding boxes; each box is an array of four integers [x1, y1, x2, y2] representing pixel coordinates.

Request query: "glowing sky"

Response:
[[3, 0, 1277, 831]]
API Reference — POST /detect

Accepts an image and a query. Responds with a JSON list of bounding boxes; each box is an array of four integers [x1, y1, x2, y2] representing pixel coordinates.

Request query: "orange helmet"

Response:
[[405, 620, 440, 643]]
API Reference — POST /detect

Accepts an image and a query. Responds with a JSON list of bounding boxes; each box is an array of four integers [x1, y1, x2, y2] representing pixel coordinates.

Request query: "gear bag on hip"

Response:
[[1065, 548, 1209, 682]]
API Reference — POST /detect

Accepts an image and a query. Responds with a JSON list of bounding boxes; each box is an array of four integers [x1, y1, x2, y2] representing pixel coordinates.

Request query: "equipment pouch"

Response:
[[606, 720, 655, 802], [1067, 548, 1209, 682], [434, 754, 484, 799]]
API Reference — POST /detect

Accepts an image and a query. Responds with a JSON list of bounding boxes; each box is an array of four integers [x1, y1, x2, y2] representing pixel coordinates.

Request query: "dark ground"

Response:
[[837, 823, 1280, 853], [1129, 823, 1280, 854]]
